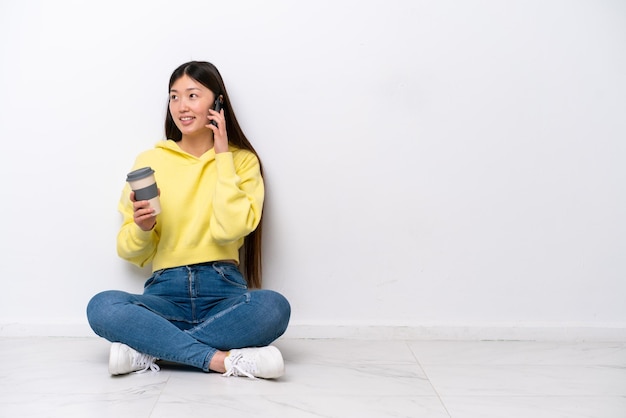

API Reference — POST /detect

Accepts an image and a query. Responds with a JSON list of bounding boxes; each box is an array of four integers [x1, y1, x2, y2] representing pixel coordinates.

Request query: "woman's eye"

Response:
[[170, 95, 178, 101], [189, 93, 197, 99]]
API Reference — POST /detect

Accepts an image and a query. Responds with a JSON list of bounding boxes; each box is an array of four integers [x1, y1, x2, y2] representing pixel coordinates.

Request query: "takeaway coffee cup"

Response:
[[126, 167, 161, 215]]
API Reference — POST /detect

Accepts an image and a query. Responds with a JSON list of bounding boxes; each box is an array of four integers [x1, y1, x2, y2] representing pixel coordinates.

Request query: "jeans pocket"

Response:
[[212, 263, 248, 289], [144, 269, 165, 290]]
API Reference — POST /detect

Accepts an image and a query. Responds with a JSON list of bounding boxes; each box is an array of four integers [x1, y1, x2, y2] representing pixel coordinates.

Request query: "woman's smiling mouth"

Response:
[[179, 116, 195, 126]]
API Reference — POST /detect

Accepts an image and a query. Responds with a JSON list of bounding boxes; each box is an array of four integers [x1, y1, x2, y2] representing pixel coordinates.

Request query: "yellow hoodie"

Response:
[[116, 140, 264, 271]]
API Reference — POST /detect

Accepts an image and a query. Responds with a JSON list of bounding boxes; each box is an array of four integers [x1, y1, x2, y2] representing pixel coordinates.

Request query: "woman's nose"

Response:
[[177, 98, 189, 111]]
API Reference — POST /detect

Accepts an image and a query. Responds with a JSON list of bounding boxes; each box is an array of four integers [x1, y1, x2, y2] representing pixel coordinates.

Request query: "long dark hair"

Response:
[[165, 61, 264, 288]]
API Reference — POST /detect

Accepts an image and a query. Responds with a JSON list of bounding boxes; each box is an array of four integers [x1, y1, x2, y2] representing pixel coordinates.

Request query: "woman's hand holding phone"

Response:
[[207, 95, 228, 153]]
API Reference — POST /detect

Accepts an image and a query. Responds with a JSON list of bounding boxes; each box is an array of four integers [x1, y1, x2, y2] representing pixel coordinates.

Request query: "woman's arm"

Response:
[[209, 150, 264, 244], [116, 184, 160, 267]]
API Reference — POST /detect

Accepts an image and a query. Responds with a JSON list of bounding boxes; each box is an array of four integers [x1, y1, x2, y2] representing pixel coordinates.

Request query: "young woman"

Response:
[[87, 61, 291, 379]]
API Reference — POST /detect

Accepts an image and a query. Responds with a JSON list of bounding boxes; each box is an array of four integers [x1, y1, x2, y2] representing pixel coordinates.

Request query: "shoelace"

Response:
[[131, 352, 161, 373], [222, 353, 256, 379]]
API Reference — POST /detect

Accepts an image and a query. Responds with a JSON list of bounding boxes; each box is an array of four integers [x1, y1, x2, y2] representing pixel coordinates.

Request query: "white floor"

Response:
[[0, 337, 625, 417]]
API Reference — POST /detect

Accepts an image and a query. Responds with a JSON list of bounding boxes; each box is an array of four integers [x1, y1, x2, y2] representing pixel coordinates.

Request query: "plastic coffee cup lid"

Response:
[[126, 167, 155, 182]]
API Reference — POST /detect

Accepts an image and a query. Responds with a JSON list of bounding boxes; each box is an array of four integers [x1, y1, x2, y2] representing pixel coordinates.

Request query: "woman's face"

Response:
[[169, 74, 216, 139]]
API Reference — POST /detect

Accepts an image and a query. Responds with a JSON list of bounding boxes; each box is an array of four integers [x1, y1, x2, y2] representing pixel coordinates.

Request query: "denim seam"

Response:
[[188, 292, 251, 336]]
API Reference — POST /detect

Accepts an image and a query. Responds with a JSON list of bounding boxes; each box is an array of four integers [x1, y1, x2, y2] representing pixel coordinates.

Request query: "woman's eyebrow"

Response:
[[169, 87, 202, 93]]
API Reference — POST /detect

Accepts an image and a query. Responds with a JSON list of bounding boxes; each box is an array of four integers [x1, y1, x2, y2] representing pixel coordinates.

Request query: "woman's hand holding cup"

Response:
[[130, 190, 159, 231], [126, 167, 161, 231]]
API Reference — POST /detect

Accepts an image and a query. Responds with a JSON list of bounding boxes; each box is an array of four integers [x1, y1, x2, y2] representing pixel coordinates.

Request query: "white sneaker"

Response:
[[223, 346, 284, 379], [109, 343, 160, 375]]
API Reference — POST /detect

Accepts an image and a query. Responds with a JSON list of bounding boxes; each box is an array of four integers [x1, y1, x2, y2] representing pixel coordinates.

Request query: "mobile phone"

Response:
[[210, 95, 224, 127]]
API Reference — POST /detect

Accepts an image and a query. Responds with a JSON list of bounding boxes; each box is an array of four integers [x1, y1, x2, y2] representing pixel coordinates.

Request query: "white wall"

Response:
[[1, 0, 625, 340]]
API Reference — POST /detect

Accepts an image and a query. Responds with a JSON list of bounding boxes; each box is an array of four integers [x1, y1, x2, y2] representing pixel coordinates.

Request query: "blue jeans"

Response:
[[86, 262, 290, 372]]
